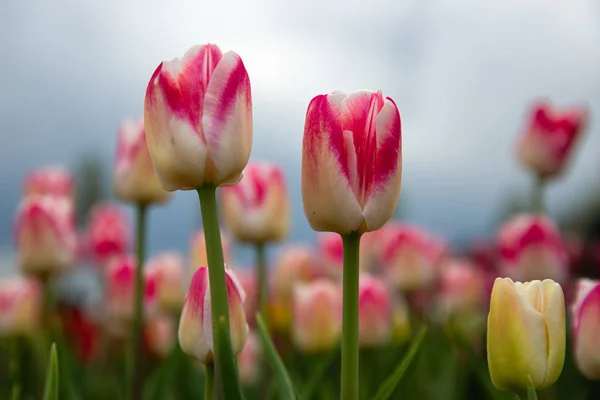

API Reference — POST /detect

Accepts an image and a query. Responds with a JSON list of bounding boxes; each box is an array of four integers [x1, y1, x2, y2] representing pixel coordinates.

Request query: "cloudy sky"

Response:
[[1, 0, 600, 265]]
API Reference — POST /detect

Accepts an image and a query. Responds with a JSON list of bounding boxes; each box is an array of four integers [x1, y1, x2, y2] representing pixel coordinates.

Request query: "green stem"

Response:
[[532, 175, 545, 214], [197, 186, 242, 400], [205, 364, 215, 400], [130, 203, 147, 400], [341, 232, 361, 400], [10, 338, 22, 399], [256, 242, 268, 328]]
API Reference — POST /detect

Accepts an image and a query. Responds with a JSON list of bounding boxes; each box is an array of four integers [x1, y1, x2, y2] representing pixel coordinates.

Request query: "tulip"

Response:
[[292, 279, 342, 353], [178, 266, 248, 363], [498, 214, 568, 283], [23, 165, 75, 201], [487, 278, 565, 393], [189, 230, 231, 271], [221, 162, 290, 244], [0, 277, 41, 338], [438, 259, 488, 315], [238, 330, 261, 386], [302, 90, 402, 234], [86, 203, 131, 268], [145, 316, 176, 359], [14, 196, 78, 276], [271, 245, 316, 300], [144, 43, 252, 191], [381, 224, 447, 292], [359, 229, 386, 274], [233, 267, 258, 326], [317, 232, 344, 278], [145, 252, 185, 312], [516, 101, 588, 180], [571, 279, 600, 380], [358, 275, 392, 347], [114, 117, 171, 205], [60, 306, 100, 364]]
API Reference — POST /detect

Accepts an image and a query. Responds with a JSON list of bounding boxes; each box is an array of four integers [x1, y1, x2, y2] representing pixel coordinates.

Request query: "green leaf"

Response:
[[372, 325, 428, 400], [301, 344, 340, 400], [42, 343, 59, 400], [256, 313, 297, 400]]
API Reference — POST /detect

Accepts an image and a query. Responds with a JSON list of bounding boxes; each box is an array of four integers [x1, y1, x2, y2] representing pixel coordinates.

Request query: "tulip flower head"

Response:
[[0, 277, 41, 338], [23, 166, 75, 201], [238, 330, 261, 386], [498, 214, 568, 283], [292, 279, 342, 353], [571, 279, 600, 380], [271, 245, 317, 299], [145, 252, 185, 312], [86, 203, 131, 268], [358, 275, 392, 347], [302, 90, 402, 234], [144, 43, 253, 191], [114, 117, 171, 205], [14, 196, 78, 276], [189, 230, 232, 271], [487, 278, 565, 393], [438, 259, 489, 315], [221, 162, 290, 243], [145, 316, 176, 359], [178, 266, 248, 363], [516, 101, 588, 180]]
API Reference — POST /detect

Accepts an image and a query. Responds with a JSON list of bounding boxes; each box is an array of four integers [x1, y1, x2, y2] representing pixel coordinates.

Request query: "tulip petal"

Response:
[[574, 284, 600, 380], [539, 280, 565, 389], [202, 51, 253, 185]]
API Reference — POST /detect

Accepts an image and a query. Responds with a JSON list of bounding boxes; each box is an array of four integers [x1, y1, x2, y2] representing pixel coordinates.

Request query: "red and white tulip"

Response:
[[114, 118, 171, 205], [571, 279, 600, 380], [144, 43, 253, 191], [23, 166, 75, 201], [86, 203, 131, 268], [358, 275, 392, 347], [221, 162, 290, 243], [145, 316, 176, 359], [302, 90, 402, 234], [438, 259, 489, 315], [145, 251, 185, 312]]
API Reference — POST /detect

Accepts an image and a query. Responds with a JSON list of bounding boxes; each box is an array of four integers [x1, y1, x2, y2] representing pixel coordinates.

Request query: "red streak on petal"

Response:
[[187, 267, 209, 320]]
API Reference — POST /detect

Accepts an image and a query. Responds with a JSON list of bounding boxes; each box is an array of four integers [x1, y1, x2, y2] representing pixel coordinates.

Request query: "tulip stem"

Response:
[[197, 185, 243, 400], [205, 364, 214, 400], [256, 242, 268, 328], [130, 203, 147, 400], [341, 231, 362, 400], [531, 175, 545, 214]]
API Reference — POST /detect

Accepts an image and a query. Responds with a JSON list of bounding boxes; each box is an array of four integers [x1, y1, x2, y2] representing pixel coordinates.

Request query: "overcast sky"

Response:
[[1, 0, 600, 265]]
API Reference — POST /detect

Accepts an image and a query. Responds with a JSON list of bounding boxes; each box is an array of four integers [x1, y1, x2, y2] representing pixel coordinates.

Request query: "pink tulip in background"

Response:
[[113, 117, 171, 205], [498, 214, 568, 283], [221, 162, 290, 243], [238, 330, 261, 386], [302, 90, 402, 234], [437, 259, 490, 318], [358, 275, 392, 347], [144, 316, 176, 359], [23, 166, 75, 201], [571, 279, 600, 380], [189, 230, 232, 271], [0, 277, 41, 338], [144, 43, 253, 191], [144, 252, 185, 312], [86, 203, 131, 268]]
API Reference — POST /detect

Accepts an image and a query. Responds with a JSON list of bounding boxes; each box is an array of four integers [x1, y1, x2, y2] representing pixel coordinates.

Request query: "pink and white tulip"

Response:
[[571, 279, 600, 380], [178, 266, 248, 363], [189, 230, 231, 271], [498, 214, 568, 283], [271, 245, 317, 299], [438, 259, 489, 315], [221, 162, 290, 243], [23, 166, 75, 201], [233, 267, 258, 326], [145, 252, 185, 312], [292, 279, 342, 353], [302, 90, 402, 234], [144, 43, 253, 191], [14, 196, 77, 275], [86, 203, 131, 268], [238, 330, 261, 386], [145, 316, 176, 359], [516, 101, 588, 180], [358, 275, 392, 347], [114, 118, 171, 205], [0, 277, 41, 338], [381, 224, 447, 292]]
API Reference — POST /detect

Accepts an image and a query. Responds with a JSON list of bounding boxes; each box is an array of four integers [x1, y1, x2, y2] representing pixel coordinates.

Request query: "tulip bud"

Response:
[[238, 330, 261, 386], [23, 166, 75, 201], [105, 256, 156, 324], [221, 162, 290, 243], [571, 279, 600, 380], [516, 101, 588, 180], [114, 118, 171, 205], [438, 259, 488, 315], [358, 275, 392, 347], [145, 252, 185, 312], [302, 90, 402, 234], [178, 266, 248, 363], [86, 203, 131, 268], [0, 277, 41, 338], [381, 224, 447, 292], [292, 279, 342, 353], [145, 316, 176, 359], [14, 196, 78, 276], [189, 230, 231, 271], [498, 214, 568, 283], [487, 278, 565, 393], [144, 43, 253, 191]]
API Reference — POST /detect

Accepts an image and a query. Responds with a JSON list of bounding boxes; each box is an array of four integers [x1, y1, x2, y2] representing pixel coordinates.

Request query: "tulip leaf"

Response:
[[301, 344, 340, 400], [371, 325, 428, 400], [526, 377, 538, 400], [256, 313, 298, 400], [42, 343, 59, 400]]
